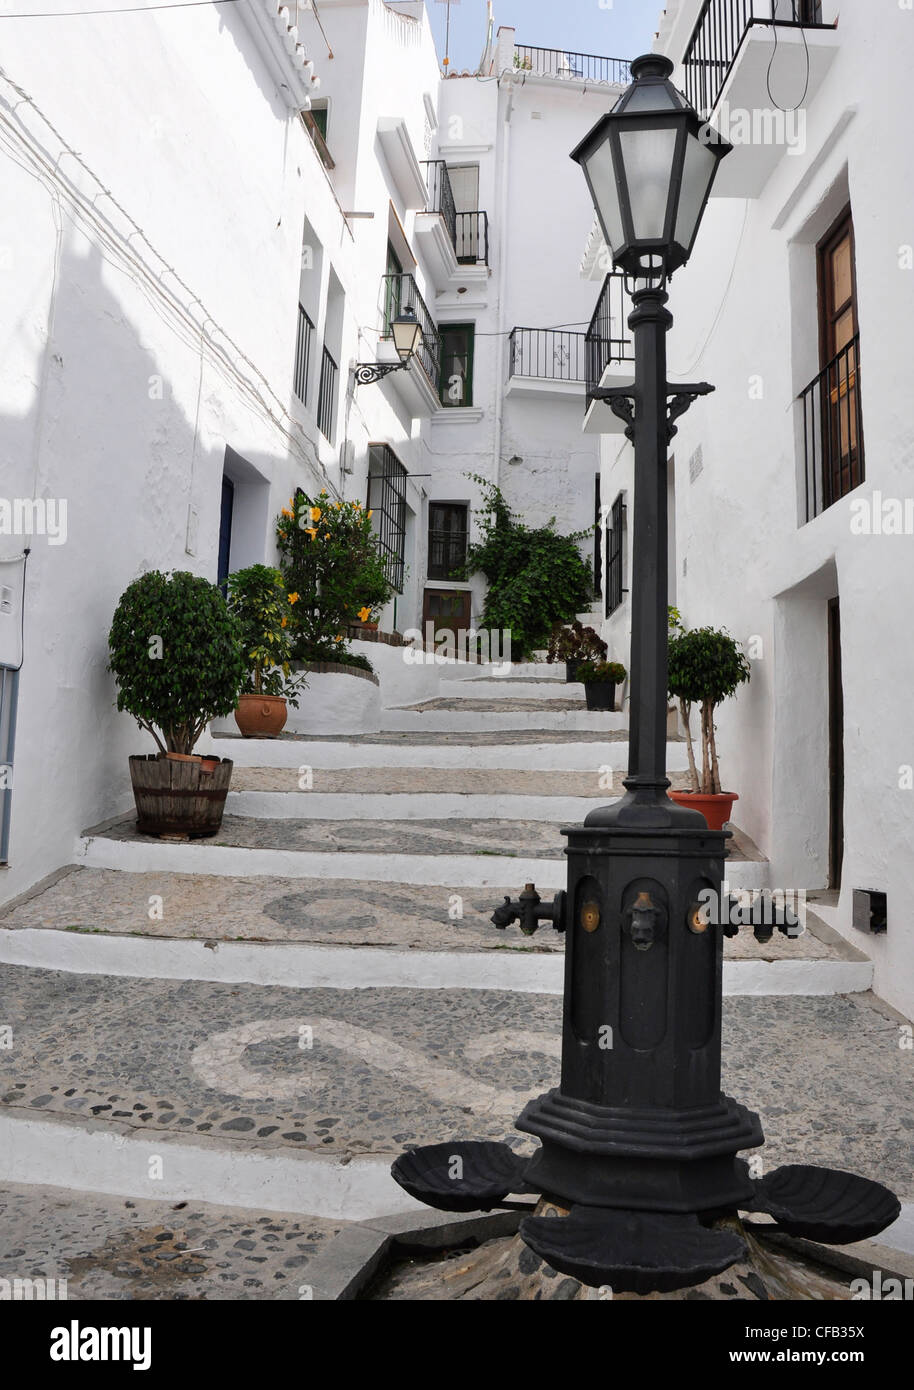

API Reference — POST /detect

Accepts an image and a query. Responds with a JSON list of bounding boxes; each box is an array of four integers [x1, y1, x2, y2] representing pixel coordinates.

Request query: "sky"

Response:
[[425, 0, 661, 75]]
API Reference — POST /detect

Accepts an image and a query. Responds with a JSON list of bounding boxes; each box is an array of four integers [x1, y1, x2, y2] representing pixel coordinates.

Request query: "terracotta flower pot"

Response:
[[668, 790, 739, 832], [165, 752, 202, 764], [234, 693, 288, 738]]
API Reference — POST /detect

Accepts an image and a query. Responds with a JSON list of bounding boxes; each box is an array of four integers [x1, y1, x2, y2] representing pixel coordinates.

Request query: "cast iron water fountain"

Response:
[[391, 56, 899, 1297]]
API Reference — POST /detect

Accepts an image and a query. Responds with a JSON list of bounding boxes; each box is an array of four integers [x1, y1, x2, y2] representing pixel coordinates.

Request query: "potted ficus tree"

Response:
[[226, 564, 307, 738], [546, 621, 608, 683], [575, 658, 627, 712], [108, 569, 246, 837], [667, 623, 751, 831]]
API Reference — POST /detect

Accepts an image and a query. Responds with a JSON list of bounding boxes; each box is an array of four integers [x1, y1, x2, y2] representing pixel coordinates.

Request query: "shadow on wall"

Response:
[[0, 237, 232, 900]]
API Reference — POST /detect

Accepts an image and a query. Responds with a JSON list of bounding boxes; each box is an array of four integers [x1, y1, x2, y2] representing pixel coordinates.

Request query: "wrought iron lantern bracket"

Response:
[[589, 381, 715, 443], [353, 361, 408, 387]]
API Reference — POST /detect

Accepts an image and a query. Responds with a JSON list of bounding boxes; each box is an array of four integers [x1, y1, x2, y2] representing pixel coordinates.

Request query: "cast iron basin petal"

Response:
[[391, 1140, 534, 1213], [520, 1206, 748, 1294], [744, 1164, 901, 1245]]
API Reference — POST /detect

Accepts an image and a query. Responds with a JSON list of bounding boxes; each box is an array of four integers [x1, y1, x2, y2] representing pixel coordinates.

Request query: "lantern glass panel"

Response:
[[584, 140, 626, 260], [619, 127, 678, 242], [674, 132, 719, 252]]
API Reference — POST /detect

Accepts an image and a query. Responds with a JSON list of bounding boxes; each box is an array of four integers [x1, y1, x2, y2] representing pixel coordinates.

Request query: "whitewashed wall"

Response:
[[592, 0, 914, 1016]]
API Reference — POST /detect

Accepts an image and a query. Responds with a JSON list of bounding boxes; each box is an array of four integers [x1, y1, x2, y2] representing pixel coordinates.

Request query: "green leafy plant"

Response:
[[322, 649, 375, 673], [667, 624, 751, 794], [576, 659, 626, 684], [226, 565, 307, 708], [546, 620, 608, 666], [462, 478, 593, 661], [275, 490, 393, 662], [108, 570, 246, 756]]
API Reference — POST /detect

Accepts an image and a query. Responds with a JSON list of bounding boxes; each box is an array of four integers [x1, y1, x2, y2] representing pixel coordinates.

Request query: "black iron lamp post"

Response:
[[391, 55, 899, 1295], [354, 306, 423, 385]]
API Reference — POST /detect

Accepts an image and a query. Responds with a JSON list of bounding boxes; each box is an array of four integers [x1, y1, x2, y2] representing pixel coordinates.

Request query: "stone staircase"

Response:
[[0, 644, 879, 1263]]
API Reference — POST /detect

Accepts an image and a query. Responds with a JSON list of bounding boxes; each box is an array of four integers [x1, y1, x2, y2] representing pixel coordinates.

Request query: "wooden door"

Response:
[[817, 211, 862, 506], [422, 588, 472, 650]]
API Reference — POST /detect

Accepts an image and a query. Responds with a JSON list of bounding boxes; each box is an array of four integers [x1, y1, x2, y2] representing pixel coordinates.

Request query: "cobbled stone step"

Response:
[[0, 1182, 342, 1300], [0, 867, 857, 967], [211, 731, 686, 773], [229, 766, 625, 795], [379, 702, 629, 734], [0, 972, 908, 1208], [440, 679, 585, 701], [74, 815, 771, 891]]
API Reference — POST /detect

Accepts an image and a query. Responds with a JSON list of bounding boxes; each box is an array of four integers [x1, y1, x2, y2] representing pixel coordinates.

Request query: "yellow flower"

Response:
[[288, 497, 294, 508], [281, 508, 293, 519], [304, 527, 318, 540], [310, 506, 322, 522], [366, 510, 373, 519], [288, 592, 299, 605], [334, 635, 343, 643], [357, 607, 372, 622], [320, 490, 328, 497], [281, 616, 288, 628]]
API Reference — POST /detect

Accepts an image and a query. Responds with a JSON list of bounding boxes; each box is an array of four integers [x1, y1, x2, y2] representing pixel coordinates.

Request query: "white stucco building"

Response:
[[586, 0, 914, 1017], [0, 3, 630, 911]]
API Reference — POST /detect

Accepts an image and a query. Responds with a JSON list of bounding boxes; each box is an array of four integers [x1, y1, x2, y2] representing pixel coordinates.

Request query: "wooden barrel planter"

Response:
[[129, 754, 233, 838]]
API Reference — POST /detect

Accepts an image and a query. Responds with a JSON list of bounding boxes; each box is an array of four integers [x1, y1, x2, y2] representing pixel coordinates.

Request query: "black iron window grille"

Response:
[[683, 0, 831, 117], [800, 333, 863, 523], [368, 444, 408, 591], [382, 272, 441, 387], [317, 344, 338, 442], [294, 304, 314, 404], [509, 328, 587, 383], [513, 45, 631, 86], [428, 502, 468, 581], [605, 492, 627, 618], [586, 274, 636, 401]]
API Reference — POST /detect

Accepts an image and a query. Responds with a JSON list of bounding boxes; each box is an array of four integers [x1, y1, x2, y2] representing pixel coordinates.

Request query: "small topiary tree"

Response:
[[275, 490, 393, 662], [462, 478, 593, 661], [108, 570, 246, 756], [667, 624, 751, 794], [225, 564, 307, 707]]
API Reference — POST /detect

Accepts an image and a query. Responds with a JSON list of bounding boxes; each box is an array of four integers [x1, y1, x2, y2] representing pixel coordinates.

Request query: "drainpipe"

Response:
[[492, 62, 515, 494]]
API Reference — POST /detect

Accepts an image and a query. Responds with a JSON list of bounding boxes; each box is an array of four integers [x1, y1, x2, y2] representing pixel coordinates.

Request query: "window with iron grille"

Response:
[[605, 492, 627, 618], [428, 503, 468, 581], [438, 324, 474, 407], [367, 444, 408, 591], [317, 344, 338, 443], [293, 304, 314, 404]]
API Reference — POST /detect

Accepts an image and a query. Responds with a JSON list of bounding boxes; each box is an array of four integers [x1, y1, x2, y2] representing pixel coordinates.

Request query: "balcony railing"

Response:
[[455, 210, 489, 266], [799, 334, 863, 524], [317, 344, 338, 443], [509, 328, 587, 384], [683, 0, 830, 116], [424, 160, 457, 246], [382, 272, 441, 386], [513, 44, 631, 86], [293, 303, 314, 404], [585, 273, 635, 401], [422, 162, 490, 267]]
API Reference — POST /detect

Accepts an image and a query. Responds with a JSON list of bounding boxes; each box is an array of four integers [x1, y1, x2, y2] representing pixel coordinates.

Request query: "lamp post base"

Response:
[[517, 1092, 763, 1213]]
